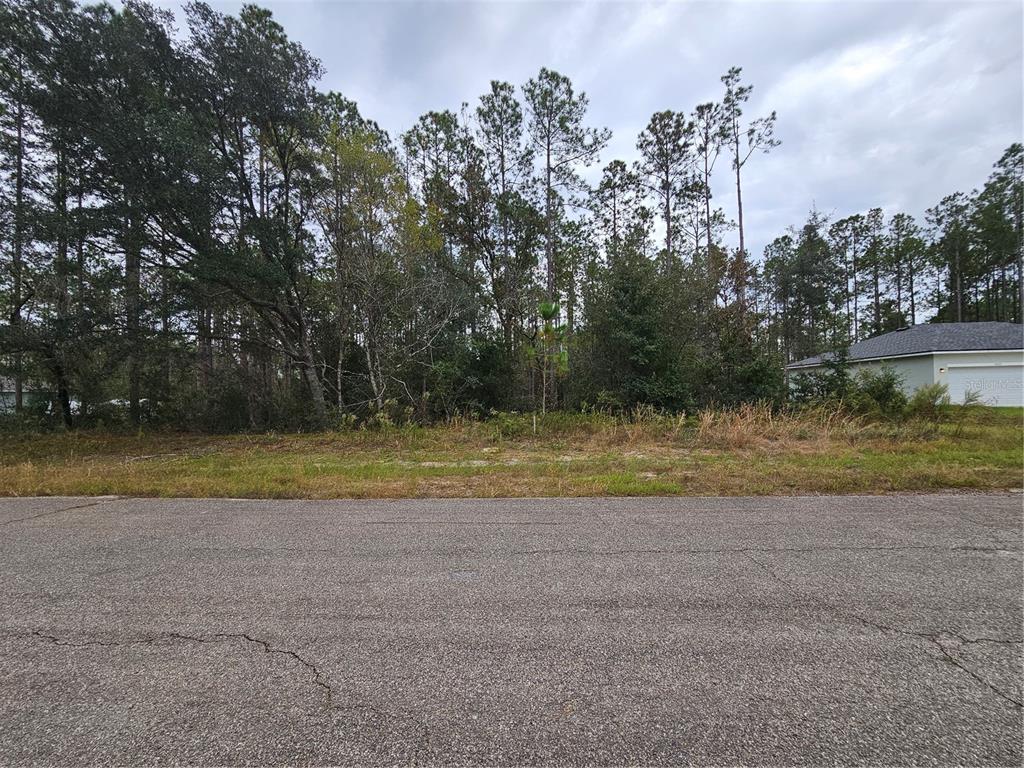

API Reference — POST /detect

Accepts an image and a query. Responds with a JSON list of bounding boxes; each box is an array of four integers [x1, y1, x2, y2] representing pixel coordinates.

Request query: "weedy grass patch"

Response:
[[0, 406, 1020, 498]]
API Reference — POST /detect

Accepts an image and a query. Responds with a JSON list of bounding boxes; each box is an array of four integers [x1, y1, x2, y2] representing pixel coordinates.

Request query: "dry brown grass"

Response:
[[694, 403, 868, 449]]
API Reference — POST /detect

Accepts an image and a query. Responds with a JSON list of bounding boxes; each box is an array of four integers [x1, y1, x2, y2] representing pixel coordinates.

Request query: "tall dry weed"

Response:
[[695, 402, 864, 449]]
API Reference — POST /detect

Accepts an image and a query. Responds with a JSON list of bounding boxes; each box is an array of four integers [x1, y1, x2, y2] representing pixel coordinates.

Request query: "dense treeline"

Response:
[[761, 156, 1023, 364], [0, 1, 1020, 430]]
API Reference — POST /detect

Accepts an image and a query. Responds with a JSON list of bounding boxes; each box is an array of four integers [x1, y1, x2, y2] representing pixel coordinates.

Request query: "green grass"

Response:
[[0, 407, 1020, 498]]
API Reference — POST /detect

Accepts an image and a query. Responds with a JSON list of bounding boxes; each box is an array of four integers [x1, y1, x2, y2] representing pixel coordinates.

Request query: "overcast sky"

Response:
[[153, 0, 1022, 258]]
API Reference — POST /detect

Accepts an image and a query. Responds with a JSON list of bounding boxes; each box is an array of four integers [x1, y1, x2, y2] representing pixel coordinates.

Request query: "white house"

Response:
[[0, 377, 51, 415], [786, 322, 1024, 407]]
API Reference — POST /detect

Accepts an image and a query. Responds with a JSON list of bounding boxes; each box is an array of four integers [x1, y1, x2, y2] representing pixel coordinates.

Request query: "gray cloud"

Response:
[[155, 0, 1022, 256]]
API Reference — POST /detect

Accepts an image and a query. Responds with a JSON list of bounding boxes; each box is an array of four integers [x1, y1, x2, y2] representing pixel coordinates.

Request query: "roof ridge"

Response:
[[786, 321, 1023, 369]]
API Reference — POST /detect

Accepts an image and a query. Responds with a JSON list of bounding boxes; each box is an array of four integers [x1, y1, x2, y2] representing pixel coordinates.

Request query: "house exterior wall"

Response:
[[787, 354, 936, 396], [0, 390, 50, 415], [788, 349, 1024, 407], [932, 350, 1024, 407], [846, 356, 935, 394]]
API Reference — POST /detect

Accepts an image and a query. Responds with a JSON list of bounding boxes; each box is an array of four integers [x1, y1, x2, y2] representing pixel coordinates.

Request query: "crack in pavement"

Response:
[[365, 520, 562, 526], [0, 499, 113, 528], [31, 629, 333, 706], [28, 629, 434, 754], [846, 618, 1024, 708], [513, 543, 1022, 557], [931, 639, 1023, 709], [844, 617, 1024, 647], [743, 552, 803, 597], [741, 554, 1024, 709]]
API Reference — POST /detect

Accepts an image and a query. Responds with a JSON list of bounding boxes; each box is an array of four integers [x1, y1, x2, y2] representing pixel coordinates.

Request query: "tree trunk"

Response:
[[52, 141, 73, 428], [300, 357, 328, 429], [198, 303, 213, 390], [160, 235, 170, 400], [844, 244, 852, 342], [336, 344, 345, 408], [908, 255, 916, 325], [734, 127, 746, 262], [363, 336, 385, 414], [297, 316, 327, 428], [852, 236, 859, 340], [12, 61, 25, 413], [611, 187, 619, 254], [334, 214, 349, 408], [1016, 208, 1023, 323], [872, 262, 880, 334], [543, 140, 557, 411], [663, 170, 672, 261], [541, 353, 547, 415], [566, 269, 575, 334], [53, 361, 73, 430], [894, 245, 902, 320], [703, 155, 713, 266], [954, 243, 963, 322], [76, 180, 86, 327], [544, 144, 555, 302], [124, 203, 143, 424]]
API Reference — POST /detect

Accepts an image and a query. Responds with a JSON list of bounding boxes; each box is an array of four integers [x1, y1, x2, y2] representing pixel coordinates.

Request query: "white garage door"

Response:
[[942, 363, 1024, 407]]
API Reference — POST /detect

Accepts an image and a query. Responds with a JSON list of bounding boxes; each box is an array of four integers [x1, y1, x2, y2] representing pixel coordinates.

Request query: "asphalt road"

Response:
[[0, 494, 1021, 766]]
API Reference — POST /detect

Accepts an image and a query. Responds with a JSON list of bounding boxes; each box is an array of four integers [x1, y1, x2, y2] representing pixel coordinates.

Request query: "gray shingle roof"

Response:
[[787, 322, 1024, 369]]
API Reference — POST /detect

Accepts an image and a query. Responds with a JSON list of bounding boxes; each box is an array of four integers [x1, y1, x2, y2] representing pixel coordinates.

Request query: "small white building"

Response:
[[0, 376, 51, 414], [786, 322, 1024, 407]]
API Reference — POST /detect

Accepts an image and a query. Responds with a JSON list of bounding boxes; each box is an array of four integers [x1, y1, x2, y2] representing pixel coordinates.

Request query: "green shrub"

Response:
[[953, 389, 986, 437], [905, 383, 950, 422], [849, 366, 907, 419], [791, 358, 907, 421], [489, 411, 529, 440], [790, 353, 853, 404]]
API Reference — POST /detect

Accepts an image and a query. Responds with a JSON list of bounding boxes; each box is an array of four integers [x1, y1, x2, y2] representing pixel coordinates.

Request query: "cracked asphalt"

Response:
[[0, 494, 1022, 766]]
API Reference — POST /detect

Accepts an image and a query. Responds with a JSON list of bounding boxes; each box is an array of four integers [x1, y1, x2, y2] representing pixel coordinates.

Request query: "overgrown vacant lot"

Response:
[[1, 407, 1021, 498]]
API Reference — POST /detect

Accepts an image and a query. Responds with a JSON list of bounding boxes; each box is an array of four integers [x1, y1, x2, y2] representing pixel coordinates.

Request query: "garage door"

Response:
[[942, 363, 1024, 407]]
